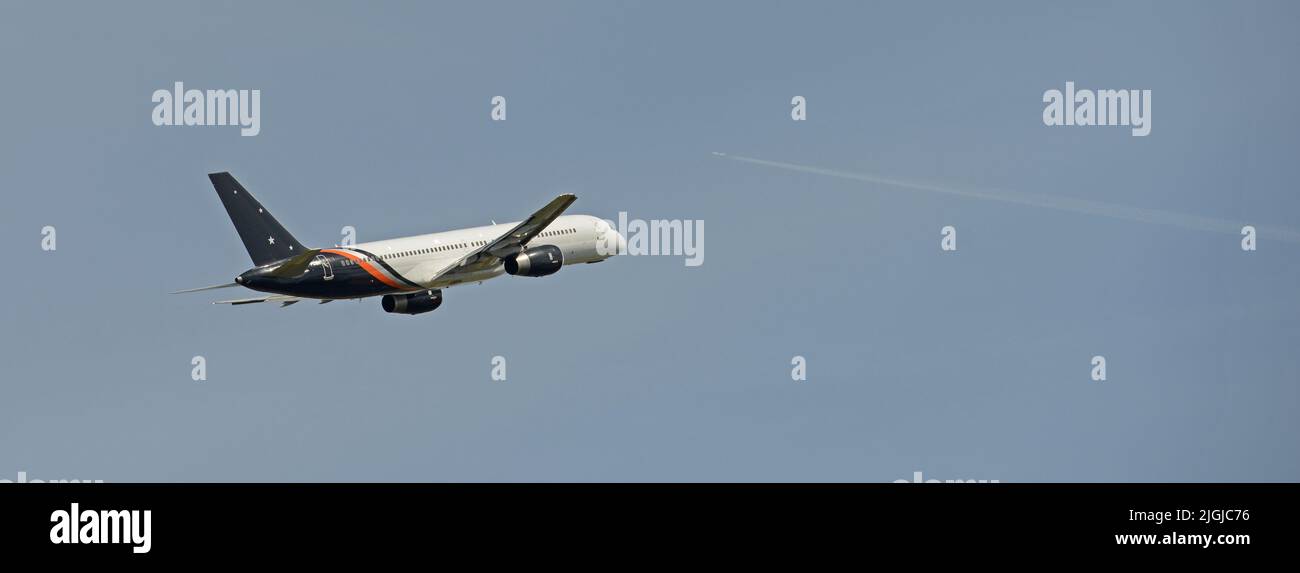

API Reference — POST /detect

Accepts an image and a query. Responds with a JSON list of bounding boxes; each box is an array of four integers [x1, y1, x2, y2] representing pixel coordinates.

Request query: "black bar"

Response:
[[3, 484, 1294, 560]]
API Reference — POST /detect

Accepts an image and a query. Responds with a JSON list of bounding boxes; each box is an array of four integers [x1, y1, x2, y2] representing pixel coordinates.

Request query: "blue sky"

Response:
[[1, 1, 1297, 481]]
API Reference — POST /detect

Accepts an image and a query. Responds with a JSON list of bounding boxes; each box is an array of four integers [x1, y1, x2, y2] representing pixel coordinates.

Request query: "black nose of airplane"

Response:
[[234, 276, 244, 285]]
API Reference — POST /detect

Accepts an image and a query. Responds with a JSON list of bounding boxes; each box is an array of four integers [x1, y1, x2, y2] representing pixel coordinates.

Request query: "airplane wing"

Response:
[[212, 294, 303, 307], [408, 193, 576, 285]]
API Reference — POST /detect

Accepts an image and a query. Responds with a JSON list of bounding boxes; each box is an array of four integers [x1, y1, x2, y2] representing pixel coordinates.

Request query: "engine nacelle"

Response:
[[382, 289, 443, 315], [504, 245, 563, 277]]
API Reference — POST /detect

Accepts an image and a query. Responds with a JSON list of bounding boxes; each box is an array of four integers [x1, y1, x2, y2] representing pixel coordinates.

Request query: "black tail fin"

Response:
[[208, 172, 307, 266]]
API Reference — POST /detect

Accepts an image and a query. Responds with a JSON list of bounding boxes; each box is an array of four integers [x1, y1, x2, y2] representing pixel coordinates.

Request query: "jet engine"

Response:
[[504, 245, 563, 277], [382, 289, 443, 315]]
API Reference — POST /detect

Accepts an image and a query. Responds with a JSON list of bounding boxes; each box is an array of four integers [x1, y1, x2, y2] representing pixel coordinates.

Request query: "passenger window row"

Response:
[[539, 227, 575, 238], [337, 228, 573, 267]]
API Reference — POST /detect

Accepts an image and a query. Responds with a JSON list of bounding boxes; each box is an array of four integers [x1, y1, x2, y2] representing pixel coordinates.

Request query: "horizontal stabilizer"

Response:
[[169, 282, 238, 294], [213, 294, 302, 306]]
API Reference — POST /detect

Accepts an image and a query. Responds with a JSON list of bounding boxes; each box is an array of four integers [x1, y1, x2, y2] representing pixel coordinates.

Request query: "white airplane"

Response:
[[174, 172, 625, 314]]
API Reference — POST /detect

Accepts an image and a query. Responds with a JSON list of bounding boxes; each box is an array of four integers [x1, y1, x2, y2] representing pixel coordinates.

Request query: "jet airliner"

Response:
[[173, 173, 625, 315]]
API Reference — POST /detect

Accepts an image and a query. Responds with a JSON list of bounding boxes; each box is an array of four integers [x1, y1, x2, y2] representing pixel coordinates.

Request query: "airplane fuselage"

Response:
[[237, 214, 616, 300]]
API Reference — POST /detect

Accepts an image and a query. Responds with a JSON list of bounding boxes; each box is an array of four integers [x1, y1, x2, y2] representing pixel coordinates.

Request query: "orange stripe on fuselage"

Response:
[[321, 248, 407, 290]]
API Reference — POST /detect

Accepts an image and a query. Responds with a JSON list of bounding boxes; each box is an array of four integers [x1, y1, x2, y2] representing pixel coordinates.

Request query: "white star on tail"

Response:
[[267, 236, 275, 245]]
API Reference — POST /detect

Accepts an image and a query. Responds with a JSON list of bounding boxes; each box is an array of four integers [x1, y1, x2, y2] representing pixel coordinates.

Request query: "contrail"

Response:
[[713, 152, 1300, 243]]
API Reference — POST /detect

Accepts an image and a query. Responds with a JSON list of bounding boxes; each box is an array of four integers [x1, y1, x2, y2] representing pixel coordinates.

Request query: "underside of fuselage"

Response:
[[236, 249, 508, 300]]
